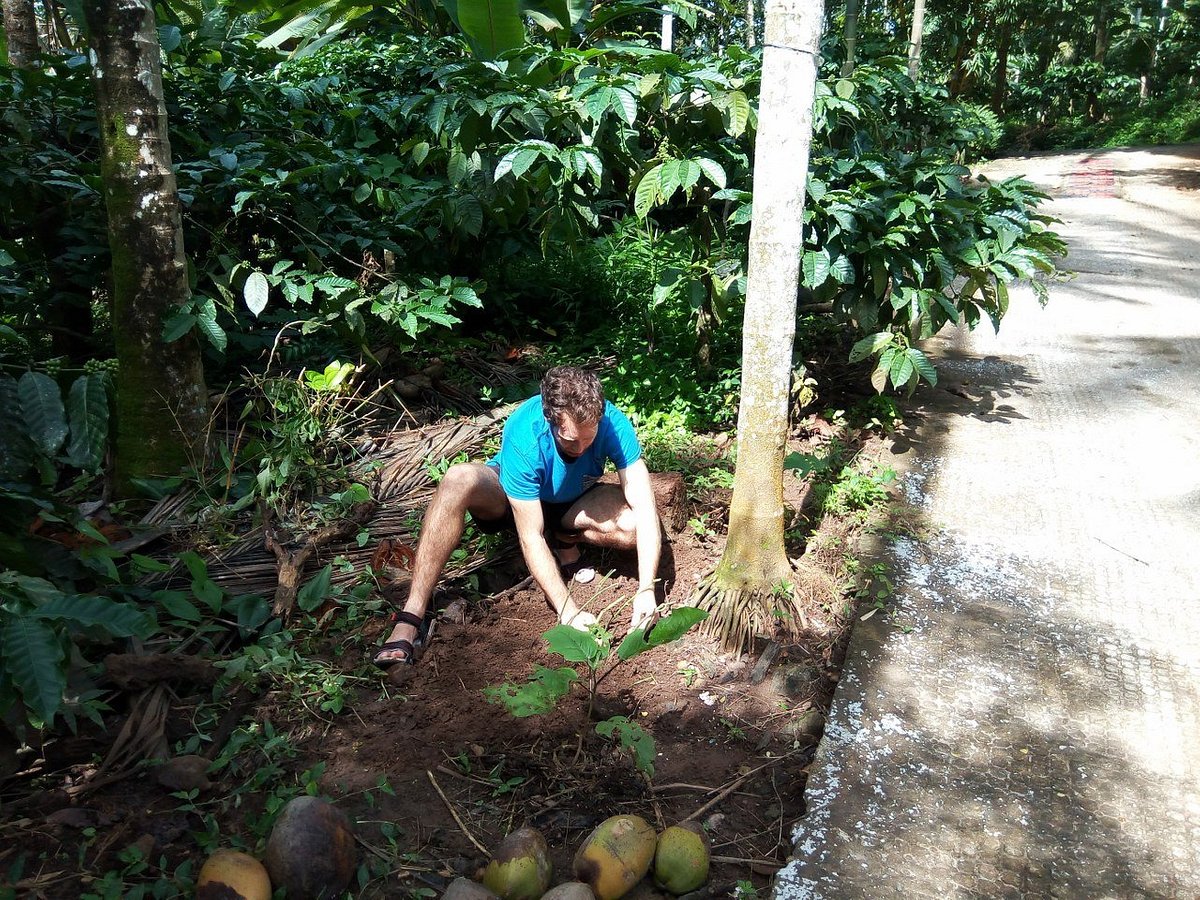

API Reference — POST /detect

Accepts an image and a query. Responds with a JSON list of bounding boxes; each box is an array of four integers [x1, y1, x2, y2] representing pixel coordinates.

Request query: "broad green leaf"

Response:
[[158, 590, 201, 623], [585, 86, 612, 122], [448, 151, 470, 185], [0, 377, 34, 480], [996, 279, 1010, 318], [616, 606, 708, 660], [835, 78, 855, 99], [544, 624, 604, 665], [297, 564, 333, 612], [658, 159, 682, 202], [695, 158, 726, 189], [1, 573, 61, 605], [907, 348, 938, 386], [448, 0, 528, 57], [455, 195, 483, 236], [849, 332, 893, 364], [1, 616, 65, 725], [680, 160, 702, 194], [33, 595, 148, 637], [18, 372, 67, 457], [720, 90, 751, 137], [830, 254, 855, 284], [196, 301, 227, 353], [634, 164, 663, 218], [610, 88, 637, 125], [595, 716, 655, 777], [65, 374, 108, 471], [162, 311, 196, 344], [483, 665, 577, 717], [889, 351, 916, 388], [244, 271, 269, 317], [802, 248, 831, 288], [870, 360, 890, 394]]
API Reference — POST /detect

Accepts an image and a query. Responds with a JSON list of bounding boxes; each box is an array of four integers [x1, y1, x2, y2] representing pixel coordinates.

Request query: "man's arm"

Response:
[[618, 459, 662, 628], [509, 498, 593, 627]]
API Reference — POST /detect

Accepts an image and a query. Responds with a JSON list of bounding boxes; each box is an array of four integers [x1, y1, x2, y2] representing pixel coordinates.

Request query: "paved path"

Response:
[[778, 145, 1200, 898]]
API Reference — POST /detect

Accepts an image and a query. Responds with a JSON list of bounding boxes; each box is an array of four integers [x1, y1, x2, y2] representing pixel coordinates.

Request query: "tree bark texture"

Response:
[[991, 23, 1010, 114], [841, 0, 860, 74], [745, 0, 755, 48], [2, 0, 39, 68], [1093, 0, 1109, 62], [715, 0, 823, 594], [84, 0, 208, 490], [907, 0, 927, 80]]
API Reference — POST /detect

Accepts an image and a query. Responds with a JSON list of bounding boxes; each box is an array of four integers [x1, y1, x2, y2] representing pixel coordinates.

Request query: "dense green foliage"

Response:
[[0, 0, 1071, 737], [836, 0, 1200, 151]]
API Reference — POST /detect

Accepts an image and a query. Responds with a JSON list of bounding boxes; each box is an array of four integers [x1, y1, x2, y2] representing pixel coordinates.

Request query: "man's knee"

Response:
[[615, 506, 639, 536]]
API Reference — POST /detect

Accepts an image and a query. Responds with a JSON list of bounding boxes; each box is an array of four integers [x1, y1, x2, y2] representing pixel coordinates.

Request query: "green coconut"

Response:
[[652, 823, 709, 895], [480, 826, 553, 900]]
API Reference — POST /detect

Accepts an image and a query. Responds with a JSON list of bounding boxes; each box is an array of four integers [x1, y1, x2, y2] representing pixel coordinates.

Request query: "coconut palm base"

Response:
[[692, 558, 834, 653]]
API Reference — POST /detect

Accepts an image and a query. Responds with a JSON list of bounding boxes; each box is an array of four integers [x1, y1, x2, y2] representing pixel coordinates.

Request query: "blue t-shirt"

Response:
[[489, 396, 642, 502]]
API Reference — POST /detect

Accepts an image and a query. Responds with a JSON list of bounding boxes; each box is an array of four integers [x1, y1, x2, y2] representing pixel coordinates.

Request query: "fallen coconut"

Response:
[[653, 823, 709, 895], [443, 876, 501, 900], [480, 826, 553, 900], [573, 815, 657, 900], [196, 849, 272, 900], [541, 882, 596, 900], [263, 796, 356, 900]]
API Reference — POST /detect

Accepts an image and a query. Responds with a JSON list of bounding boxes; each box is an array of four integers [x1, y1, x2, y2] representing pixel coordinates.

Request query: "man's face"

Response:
[[553, 414, 599, 461]]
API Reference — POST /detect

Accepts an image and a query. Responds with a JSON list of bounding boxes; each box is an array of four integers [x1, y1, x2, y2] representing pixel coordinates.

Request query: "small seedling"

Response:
[[483, 606, 708, 778]]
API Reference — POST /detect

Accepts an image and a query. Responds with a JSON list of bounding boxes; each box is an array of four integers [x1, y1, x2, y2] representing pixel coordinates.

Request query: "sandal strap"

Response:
[[375, 639, 415, 660], [395, 610, 425, 629]]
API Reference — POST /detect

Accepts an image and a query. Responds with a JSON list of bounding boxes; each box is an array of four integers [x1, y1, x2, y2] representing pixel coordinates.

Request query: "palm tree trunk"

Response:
[[84, 0, 208, 491], [841, 0, 860, 75], [1093, 0, 1109, 62], [696, 0, 824, 651], [2, 0, 40, 68], [991, 23, 1010, 114], [907, 0, 927, 80]]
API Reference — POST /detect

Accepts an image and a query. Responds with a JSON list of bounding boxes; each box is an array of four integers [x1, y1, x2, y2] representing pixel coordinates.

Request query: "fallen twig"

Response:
[[427, 769, 490, 857], [485, 575, 534, 603], [682, 752, 800, 823], [711, 855, 781, 871]]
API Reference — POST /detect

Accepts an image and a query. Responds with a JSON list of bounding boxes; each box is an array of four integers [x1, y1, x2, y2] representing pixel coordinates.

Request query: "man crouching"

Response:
[[373, 366, 661, 668]]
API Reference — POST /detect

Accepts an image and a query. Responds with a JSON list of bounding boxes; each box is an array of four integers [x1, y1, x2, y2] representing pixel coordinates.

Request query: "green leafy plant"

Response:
[[483, 607, 707, 777]]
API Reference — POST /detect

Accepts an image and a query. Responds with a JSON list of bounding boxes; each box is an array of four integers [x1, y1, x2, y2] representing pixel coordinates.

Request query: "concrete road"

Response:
[[779, 145, 1200, 898]]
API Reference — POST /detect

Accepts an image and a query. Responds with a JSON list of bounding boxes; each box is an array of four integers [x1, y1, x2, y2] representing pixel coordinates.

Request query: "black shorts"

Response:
[[472, 485, 601, 536]]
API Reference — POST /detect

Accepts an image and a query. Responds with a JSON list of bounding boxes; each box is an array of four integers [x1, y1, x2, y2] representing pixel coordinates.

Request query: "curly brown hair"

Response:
[[541, 366, 605, 426]]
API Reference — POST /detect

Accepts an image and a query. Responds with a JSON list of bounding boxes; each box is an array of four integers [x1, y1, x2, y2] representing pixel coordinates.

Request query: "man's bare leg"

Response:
[[559, 485, 640, 550], [557, 484, 659, 626], [375, 463, 507, 664]]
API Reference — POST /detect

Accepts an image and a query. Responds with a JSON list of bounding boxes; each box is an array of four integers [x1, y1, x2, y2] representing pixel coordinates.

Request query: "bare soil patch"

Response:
[[0, 421, 887, 899]]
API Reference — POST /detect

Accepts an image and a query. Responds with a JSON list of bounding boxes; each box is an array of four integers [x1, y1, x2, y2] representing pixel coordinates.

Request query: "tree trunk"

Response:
[[84, 0, 208, 492], [841, 0, 860, 75], [661, 8, 673, 51], [745, 0, 755, 48], [2, 0, 40, 68], [991, 23, 1010, 114], [907, 0, 926, 80], [696, 0, 824, 651], [1093, 0, 1109, 62]]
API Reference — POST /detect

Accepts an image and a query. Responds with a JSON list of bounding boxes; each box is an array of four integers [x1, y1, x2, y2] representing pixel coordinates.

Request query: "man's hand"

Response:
[[631, 587, 657, 631]]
